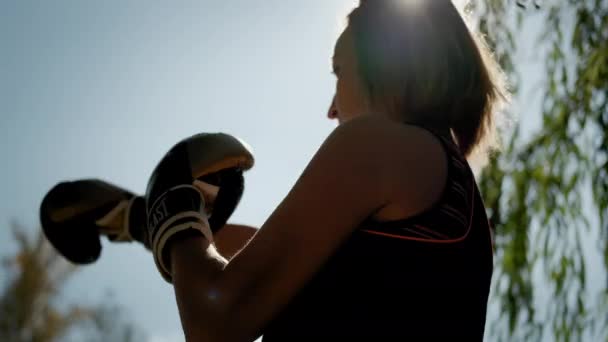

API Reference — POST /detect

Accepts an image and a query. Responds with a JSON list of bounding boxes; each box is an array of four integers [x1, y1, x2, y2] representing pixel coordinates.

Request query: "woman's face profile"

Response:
[[327, 26, 370, 125]]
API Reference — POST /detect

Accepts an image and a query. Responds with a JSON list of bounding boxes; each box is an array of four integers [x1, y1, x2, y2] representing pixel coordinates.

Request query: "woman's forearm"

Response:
[[170, 236, 230, 341], [168, 224, 258, 341]]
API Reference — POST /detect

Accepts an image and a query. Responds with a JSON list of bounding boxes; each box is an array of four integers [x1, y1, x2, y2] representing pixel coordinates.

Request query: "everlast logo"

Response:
[[149, 196, 170, 234]]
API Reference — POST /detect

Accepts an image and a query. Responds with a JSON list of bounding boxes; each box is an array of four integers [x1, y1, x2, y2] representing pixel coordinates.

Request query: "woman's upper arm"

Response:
[[215, 116, 436, 341]]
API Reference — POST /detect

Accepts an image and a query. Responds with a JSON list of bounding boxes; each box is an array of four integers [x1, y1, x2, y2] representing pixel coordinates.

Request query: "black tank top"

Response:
[[262, 127, 494, 341]]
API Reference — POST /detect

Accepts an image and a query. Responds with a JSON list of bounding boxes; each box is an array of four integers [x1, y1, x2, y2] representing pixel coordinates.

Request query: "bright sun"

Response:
[[390, 0, 469, 14]]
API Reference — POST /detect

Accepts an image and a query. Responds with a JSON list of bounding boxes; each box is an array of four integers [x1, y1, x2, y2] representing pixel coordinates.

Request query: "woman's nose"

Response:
[[327, 96, 338, 119]]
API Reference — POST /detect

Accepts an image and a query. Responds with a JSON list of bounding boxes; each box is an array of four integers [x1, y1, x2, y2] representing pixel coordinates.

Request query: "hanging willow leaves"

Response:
[[470, 0, 608, 341]]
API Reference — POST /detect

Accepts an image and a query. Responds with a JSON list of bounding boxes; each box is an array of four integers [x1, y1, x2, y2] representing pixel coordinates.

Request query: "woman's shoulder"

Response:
[[334, 116, 449, 221], [387, 122, 449, 220], [333, 115, 447, 169], [335, 114, 447, 148]]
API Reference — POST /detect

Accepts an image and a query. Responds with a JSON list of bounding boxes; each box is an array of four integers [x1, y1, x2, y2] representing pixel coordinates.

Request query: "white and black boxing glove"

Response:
[[144, 132, 254, 282], [39, 179, 147, 264]]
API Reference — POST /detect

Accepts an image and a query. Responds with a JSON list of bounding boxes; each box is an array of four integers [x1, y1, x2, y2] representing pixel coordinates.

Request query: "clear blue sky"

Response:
[[0, 1, 356, 340], [1, 1, 603, 341]]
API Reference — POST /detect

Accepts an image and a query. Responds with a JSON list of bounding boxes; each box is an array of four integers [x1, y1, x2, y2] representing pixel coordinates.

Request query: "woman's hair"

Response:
[[347, 0, 510, 169]]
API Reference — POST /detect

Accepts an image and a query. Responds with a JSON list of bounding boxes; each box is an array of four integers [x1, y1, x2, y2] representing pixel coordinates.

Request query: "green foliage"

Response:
[[472, 0, 608, 341], [66, 297, 146, 342], [0, 222, 145, 342]]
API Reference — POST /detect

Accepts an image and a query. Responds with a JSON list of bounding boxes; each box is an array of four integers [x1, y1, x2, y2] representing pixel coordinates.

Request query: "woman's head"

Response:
[[328, 0, 510, 168]]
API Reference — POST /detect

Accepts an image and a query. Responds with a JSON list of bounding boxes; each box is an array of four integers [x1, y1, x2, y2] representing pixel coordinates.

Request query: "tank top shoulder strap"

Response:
[[359, 124, 477, 244]]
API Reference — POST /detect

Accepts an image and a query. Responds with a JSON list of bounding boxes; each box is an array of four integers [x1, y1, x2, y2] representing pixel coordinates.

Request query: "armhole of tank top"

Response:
[[358, 126, 476, 244], [361, 126, 453, 226]]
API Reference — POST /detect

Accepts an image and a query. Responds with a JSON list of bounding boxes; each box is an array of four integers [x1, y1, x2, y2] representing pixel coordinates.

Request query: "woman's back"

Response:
[[262, 127, 494, 341]]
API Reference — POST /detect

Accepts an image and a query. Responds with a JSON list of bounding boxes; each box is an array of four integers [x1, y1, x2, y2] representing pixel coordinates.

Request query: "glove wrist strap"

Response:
[[148, 184, 214, 282]]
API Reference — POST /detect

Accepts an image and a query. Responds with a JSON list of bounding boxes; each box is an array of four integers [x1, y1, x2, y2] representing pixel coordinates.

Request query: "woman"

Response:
[[170, 0, 509, 340]]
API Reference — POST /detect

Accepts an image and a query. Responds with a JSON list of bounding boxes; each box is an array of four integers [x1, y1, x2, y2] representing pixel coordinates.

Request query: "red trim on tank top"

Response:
[[361, 172, 476, 244]]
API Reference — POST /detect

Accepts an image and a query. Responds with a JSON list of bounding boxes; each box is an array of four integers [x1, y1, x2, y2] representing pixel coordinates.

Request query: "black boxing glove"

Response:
[[39, 179, 147, 264], [145, 133, 254, 282]]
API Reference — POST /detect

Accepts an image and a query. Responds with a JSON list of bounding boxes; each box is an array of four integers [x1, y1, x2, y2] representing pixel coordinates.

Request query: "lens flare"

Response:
[[389, 0, 468, 13], [390, 0, 425, 13]]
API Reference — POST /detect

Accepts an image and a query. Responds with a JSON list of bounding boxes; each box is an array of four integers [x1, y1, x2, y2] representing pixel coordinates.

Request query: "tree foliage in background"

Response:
[[0, 222, 145, 342], [470, 0, 608, 340]]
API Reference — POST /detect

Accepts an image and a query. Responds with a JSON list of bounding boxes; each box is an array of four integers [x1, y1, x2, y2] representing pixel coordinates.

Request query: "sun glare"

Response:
[[391, 0, 425, 13], [391, 0, 469, 13], [452, 0, 469, 12]]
